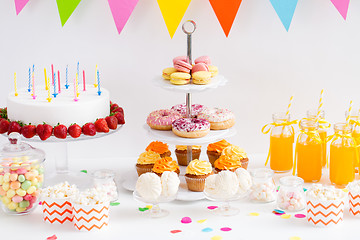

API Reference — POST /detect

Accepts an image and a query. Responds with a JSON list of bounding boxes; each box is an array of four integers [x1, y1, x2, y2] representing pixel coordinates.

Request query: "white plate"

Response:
[[121, 169, 205, 201], [153, 75, 227, 93]]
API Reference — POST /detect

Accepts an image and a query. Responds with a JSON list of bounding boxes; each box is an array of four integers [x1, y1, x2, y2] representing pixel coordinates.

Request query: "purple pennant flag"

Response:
[[108, 0, 139, 34]]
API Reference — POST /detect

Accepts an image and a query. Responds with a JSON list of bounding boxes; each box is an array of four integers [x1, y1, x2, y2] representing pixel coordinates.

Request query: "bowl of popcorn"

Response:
[[306, 184, 347, 227], [347, 180, 360, 216]]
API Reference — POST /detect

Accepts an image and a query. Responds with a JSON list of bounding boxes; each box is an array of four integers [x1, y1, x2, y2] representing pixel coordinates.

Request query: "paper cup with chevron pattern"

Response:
[[348, 191, 360, 216], [72, 203, 110, 231], [42, 197, 73, 224], [306, 197, 346, 227]]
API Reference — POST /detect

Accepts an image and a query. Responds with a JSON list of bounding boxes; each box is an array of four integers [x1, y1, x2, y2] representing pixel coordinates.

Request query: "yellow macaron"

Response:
[[162, 67, 178, 80], [192, 71, 211, 85], [170, 72, 191, 85], [208, 65, 218, 77]]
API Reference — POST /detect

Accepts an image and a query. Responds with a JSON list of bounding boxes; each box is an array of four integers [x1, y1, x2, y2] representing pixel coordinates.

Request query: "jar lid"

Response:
[[279, 176, 304, 187], [0, 132, 45, 168]]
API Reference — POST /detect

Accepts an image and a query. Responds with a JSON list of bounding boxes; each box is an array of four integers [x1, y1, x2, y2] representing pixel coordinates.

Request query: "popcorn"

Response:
[[71, 188, 110, 206], [41, 181, 78, 199], [347, 180, 360, 194], [307, 184, 345, 201]]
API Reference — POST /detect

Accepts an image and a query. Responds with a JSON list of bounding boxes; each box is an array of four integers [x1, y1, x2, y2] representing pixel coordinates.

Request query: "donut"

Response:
[[171, 103, 207, 118], [172, 118, 210, 138], [197, 108, 235, 130], [147, 109, 182, 130]]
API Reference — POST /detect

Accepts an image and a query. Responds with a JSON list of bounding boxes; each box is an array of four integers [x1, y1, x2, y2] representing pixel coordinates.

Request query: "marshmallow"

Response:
[[160, 171, 180, 198], [204, 171, 239, 199], [135, 173, 162, 201], [250, 182, 276, 202], [235, 168, 252, 194]]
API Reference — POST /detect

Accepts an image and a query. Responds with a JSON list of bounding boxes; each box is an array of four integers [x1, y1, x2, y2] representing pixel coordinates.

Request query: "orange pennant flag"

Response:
[[209, 0, 242, 37]]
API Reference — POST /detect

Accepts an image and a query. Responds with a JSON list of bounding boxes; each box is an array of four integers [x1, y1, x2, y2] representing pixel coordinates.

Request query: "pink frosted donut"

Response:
[[171, 103, 207, 118], [197, 108, 235, 130], [172, 118, 210, 138], [147, 109, 182, 130]]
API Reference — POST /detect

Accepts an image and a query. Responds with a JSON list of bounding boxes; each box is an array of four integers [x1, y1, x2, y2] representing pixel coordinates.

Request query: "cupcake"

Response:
[[206, 139, 231, 167], [152, 157, 180, 176], [175, 145, 201, 166], [221, 145, 249, 169], [146, 141, 171, 158], [185, 159, 213, 192], [214, 154, 242, 173], [136, 151, 162, 176]]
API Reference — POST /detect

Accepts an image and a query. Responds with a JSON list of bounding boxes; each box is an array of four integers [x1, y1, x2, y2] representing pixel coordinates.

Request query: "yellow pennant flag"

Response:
[[157, 0, 191, 38]]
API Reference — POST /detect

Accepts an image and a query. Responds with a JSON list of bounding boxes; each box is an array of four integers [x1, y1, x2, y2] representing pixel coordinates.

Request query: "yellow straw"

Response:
[[316, 89, 324, 120], [286, 96, 294, 117], [94, 65, 98, 87], [14, 72, 18, 96], [346, 100, 353, 126]]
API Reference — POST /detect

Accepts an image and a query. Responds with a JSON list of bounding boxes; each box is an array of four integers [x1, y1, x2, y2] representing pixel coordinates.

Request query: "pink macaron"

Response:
[[174, 59, 192, 73], [195, 56, 211, 65], [173, 56, 189, 64], [192, 63, 209, 73]]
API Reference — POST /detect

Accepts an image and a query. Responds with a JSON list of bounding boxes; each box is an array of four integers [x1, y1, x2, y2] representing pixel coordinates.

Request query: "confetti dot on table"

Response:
[[47, 235, 57, 240], [181, 217, 192, 224], [146, 205, 153, 209], [139, 207, 149, 212], [273, 211, 285, 216], [170, 230, 182, 234], [39, 201, 42, 205], [289, 237, 301, 240], [249, 212, 260, 216], [211, 236, 223, 240], [197, 219, 207, 223], [202, 228, 213, 232], [274, 209, 285, 214], [303, 188, 307, 192], [294, 214, 306, 218], [281, 214, 291, 219], [80, 170, 87, 174], [342, 189, 349, 193], [110, 202, 120, 206], [208, 206, 218, 210], [220, 227, 232, 232]]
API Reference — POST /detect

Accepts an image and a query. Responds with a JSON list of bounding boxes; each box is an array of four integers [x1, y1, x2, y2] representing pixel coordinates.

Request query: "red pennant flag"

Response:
[[14, 0, 29, 15], [209, 0, 242, 37], [108, 0, 139, 34]]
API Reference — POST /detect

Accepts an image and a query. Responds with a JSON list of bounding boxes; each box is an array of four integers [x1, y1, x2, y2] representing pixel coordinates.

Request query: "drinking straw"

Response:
[[346, 100, 353, 126], [286, 96, 294, 117], [316, 89, 324, 120]]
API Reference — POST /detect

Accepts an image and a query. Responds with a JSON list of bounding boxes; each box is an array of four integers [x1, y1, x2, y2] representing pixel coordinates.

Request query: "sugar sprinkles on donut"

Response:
[[172, 118, 210, 138], [146, 109, 182, 130]]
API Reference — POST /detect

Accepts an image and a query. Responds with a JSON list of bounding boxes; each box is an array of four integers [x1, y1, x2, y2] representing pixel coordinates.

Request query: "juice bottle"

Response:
[[346, 111, 360, 171], [329, 123, 356, 188], [269, 113, 295, 173], [296, 119, 322, 182]]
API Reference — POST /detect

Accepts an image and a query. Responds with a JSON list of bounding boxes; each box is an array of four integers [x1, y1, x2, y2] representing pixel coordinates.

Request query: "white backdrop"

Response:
[[1, 0, 360, 160]]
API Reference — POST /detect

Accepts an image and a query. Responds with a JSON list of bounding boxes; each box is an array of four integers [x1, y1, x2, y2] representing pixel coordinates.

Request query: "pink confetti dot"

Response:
[[47, 235, 57, 240], [220, 227, 232, 232], [295, 214, 306, 218], [208, 206, 218, 210], [181, 217, 192, 224], [170, 230, 182, 234]]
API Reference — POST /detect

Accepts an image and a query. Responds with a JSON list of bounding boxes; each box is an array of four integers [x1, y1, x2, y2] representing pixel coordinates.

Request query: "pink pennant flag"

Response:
[[14, 0, 29, 15], [331, 0, 350, 20], [108, 0, 139, 34]]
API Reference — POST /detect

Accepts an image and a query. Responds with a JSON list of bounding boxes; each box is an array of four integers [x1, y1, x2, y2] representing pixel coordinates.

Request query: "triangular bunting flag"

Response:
[[331, 0, 350, 20], [56, 0, 81, 27], [14, 0, 29, 15], [209, 0, 242, 37], [157, 0, 191, 38], [269, 0, 298, 31], [108, 0, 139, 34]]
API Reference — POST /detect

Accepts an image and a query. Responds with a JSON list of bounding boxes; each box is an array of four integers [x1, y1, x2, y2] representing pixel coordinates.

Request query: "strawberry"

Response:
[[114, 112, 125, 125], [0, 119, 10, 134], [112, 107, 124, 115], [22, 124, 36, 138], [8, 121, 22, 135], [95, 118, 109, 133], [82, 123, 96, 136], [105, 116, 118, 130], [110, 103, 119, 112], [54, 124, 67, 139], [68, 124, 82, 138], [36, 123, 53, 141]]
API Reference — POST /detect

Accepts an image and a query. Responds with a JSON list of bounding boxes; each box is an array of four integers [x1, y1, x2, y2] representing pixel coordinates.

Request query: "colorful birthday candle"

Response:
[[58, 71, 61, 93], [76, 73, 79, 97], [73, 77, 78, 102], [53, 72, 58, 98], [14, 72, 18, 96], [44, 68, 48, 90], [46, 77, 51, 102], [83, 70, 86, 91], [32, 69, 36, 100], [77, 61, 79, 80], [65, 65, 69, 89], [28, 67, 31, 92], [94, 65, 98, 87], [51, 64, 54, 85], [97, 69, 101, 96]]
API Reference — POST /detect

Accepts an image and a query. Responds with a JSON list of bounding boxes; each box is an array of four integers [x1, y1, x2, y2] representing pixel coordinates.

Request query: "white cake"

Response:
[[7, 84, 110, 127]]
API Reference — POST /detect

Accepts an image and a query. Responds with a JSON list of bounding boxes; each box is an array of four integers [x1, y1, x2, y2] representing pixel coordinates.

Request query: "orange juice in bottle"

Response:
[[347, 111, 360, 171], [330, 123, 356, 188], [296, 119, 322, 182], [269, 113, 295, 173]]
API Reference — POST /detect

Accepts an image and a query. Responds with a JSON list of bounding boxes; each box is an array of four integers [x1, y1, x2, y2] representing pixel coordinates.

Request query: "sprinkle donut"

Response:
[[171, 103, 207, 118], [197, 108, 235, 130], [147, 109, 182, 130], [172, 118, 210, 138]]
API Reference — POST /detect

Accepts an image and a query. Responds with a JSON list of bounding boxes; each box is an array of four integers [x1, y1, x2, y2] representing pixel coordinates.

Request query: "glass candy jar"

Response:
[[0, 133, 45, 215], [250, 168, 276, 203], [277, 176, 305, 212], [91, 169, 118, 202]]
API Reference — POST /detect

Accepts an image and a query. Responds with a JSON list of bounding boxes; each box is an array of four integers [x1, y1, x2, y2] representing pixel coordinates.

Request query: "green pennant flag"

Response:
[[56, 0, 81, 26]]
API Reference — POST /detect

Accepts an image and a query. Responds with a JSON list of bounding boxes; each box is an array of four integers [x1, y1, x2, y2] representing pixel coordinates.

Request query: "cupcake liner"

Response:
[[42, 197, 73, 224], [306, 198, 345, 227], [207, 151, 221, 167], [175, 151, 201, 166], [135, 165, 153, 176], [73, 203, 109, 231], [185, 176, 206, 192], [240, 158, 249, 170], [349, 191, 360, 216]]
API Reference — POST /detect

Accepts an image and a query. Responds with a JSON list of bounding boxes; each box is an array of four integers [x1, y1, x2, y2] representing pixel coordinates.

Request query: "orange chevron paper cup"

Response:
[[42, 197, 73, 224], [306, 198, 346, 227], [72, 203, 110, 231], [349, 191, 360, 216]]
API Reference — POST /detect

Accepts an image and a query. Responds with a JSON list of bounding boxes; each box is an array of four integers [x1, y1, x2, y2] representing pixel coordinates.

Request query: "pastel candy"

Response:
[[9, 174, 18, 182], [16, 189, 26, 197], [21, 181, 31, 190], [16, 168, 27, 175], [6, 189, 16, 198], [25, 172, 35, 181], [0, 187, 6, 196], [19, 200, 29, 208], [27, 186, 36, 194], [10, 181, 21, 190], [12, 195, 23, 203], [16, 207, 26, 213], [23, 194, 32, 201], [8, 202, 18, 210], [18, 175, 25, 183]]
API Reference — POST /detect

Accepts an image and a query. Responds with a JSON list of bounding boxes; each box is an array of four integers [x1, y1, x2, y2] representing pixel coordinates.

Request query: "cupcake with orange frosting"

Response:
[[221, 145, 249, 169], [214, 154, 242, 173], [152, 157, 180, 176], [146, 141, 171, 158], [207, 139, 231, 167], [175, 145, 201, 166], [136, 151, 162, 176], [185, 159, 213, 192]]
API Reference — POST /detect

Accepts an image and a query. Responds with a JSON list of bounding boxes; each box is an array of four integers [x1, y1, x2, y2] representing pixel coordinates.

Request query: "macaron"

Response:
[[195, 56, 211, 65], [192, 71, 211, 85], [191, 63, 209, 74], [174, 59, 192, 73], [208, 65, 218, 77], [170, 72, 191, 85], [173, 56, 189, 64], [162, 67, 178, 80]]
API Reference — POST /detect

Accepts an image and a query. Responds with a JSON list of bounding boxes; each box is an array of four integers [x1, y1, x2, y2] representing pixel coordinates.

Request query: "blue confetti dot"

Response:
[[202, 228, 213, 233]]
